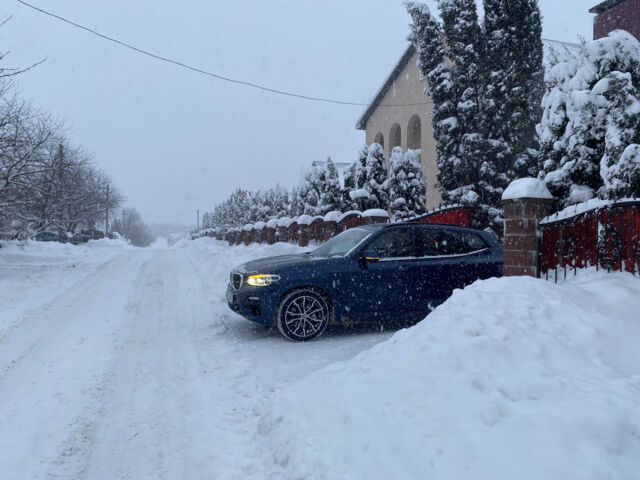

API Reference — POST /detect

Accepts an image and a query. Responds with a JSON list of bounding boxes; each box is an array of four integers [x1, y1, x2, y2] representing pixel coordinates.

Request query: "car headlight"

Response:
[[246, 274, 281, 287]]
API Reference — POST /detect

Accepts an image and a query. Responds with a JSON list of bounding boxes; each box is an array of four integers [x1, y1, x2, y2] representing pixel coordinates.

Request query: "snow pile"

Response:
[[502, 177, 553, 200], [259, 272, 640, 480]]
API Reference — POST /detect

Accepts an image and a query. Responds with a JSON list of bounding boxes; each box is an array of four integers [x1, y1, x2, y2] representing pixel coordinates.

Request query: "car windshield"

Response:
[[311, 228, 371, 257]]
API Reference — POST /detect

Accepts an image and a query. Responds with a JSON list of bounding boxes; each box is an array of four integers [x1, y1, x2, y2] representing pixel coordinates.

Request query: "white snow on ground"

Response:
[[1, 238, 639, 479], [258, 271, 640, 480], [0, 238, 391, 479]]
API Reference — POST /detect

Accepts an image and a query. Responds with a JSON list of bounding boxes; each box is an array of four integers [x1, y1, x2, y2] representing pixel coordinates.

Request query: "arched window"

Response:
[[390, 123, 401, 151], [374, 132, 384, 150], [407, 115, 421, 150]]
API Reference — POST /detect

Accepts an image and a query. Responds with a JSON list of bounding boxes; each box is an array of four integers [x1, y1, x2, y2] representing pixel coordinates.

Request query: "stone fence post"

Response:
[[502, 178, 555, 277]]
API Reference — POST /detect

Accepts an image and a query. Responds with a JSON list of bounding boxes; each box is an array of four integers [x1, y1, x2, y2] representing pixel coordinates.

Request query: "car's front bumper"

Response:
[[226, 283, 276, 325]]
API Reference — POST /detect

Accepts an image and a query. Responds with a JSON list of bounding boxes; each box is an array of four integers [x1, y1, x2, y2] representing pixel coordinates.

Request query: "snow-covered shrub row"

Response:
[[199, 148, 426, 237], [538, 30, 640, 207]]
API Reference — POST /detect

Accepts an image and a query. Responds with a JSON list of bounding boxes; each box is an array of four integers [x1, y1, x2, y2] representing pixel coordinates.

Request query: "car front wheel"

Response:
[[276, 289, 329, 341]]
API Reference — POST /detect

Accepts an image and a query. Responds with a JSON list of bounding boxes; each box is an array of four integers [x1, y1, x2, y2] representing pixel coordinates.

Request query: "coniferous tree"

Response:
[[389, 147, 426, 220], [344, 145, 369, 210], [538, 31, 640, 204], [289, 187, 304, 217], [299, 165, 323, 215], [484, 0, 544, 180], [407, 0, 545, 232], [357, 143, 389, 211], [318, 157, 342, 214]]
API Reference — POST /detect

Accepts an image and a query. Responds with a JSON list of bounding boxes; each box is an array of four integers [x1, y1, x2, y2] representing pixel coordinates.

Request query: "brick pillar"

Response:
[[298, 224, 309, 247], [502, 179, 555, 277], [277, 226, 288, 243], [266, 227, 275, 245], [323, 221, 337, 241]]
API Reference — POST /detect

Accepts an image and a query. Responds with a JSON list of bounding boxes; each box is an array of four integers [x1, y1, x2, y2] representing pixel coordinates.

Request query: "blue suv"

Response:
[[227, 223, 503, 341]]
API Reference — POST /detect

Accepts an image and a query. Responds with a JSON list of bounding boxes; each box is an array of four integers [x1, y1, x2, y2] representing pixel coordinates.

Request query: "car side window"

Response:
[[418, 229, 488, 256], [367, 229, 418, 259]]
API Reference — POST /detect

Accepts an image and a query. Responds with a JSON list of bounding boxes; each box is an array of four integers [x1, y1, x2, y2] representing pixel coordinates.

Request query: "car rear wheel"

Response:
[[276, 289, 329, 341]]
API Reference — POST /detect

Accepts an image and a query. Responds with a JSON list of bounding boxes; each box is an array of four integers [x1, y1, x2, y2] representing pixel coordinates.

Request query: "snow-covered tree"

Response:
[[288, 186, 304, 217], [389, 147, 426, 220], [407, 0, 545, 232], [350, 143, 388, 211], [344, 145, 368, 209], [318, 157, 342, 214], [299, 165, 323, 215], [538, 31, 640, 205], [484, 0, 544, 179]]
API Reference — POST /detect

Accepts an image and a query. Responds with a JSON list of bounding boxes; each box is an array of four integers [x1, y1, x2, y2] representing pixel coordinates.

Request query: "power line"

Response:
[[16, 0, 430, 108]]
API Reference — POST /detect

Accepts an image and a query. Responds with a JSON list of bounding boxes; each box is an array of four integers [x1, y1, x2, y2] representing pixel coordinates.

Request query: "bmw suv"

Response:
[[227, 223, 503, 341]]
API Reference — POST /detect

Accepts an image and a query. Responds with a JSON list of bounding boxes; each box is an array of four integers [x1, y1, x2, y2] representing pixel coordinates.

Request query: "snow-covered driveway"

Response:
[[0, 240, 391, 479]]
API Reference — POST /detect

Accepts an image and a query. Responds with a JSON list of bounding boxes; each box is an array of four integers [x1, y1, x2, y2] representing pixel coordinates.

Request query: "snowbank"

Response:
[[502, 177, 553, 200], [259, 272, 640, 480], [0, 238, 133, 334]]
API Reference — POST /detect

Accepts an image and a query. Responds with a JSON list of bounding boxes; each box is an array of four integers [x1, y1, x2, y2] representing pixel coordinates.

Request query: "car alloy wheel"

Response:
[[277, 289, 329, 341]]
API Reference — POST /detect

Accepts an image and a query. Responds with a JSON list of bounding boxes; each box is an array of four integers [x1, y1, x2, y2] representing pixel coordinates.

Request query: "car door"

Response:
[[410, 227, 492, 313], [345, 227, 420, 321]]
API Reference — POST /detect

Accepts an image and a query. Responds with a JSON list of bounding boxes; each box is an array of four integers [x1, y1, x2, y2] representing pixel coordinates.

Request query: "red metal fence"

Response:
[[410, 206, 472, 227], [540, 200, 640, 280]]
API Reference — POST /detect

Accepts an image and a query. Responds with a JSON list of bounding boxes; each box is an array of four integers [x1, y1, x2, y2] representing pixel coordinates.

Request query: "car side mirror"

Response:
[[361, 249, 381, 262]]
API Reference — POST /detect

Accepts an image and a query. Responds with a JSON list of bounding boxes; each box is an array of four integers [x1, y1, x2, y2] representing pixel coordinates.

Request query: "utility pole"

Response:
[[122, 210, 126, 239], [105, 185, 110, 237], [197, 209, 200, 231]]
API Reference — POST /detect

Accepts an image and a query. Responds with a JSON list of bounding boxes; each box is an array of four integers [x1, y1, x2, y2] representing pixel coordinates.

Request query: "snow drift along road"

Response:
[[259, 271, 640, 480]]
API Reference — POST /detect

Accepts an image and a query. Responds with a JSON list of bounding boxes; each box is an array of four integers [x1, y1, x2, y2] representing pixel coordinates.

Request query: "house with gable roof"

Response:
[[355, 45, 441, 211]]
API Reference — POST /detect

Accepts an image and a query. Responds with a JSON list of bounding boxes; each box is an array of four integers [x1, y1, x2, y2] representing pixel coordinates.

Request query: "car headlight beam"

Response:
[[246, 274, 281, 287]]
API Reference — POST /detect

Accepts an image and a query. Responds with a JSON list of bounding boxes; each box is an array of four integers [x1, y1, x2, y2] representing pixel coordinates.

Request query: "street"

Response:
[[0, 241, 391, 479]]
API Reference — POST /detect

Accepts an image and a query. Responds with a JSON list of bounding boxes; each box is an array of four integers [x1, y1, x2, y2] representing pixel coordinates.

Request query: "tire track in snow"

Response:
[[80, 249, 272, 480]]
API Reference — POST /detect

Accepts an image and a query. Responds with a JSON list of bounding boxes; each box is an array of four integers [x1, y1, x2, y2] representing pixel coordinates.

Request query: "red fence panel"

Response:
[[540, 200, 640, 279], [410, 206, 472, 227]]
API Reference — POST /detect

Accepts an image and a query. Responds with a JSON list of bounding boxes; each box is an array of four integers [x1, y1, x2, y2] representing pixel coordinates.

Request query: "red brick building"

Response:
[[590, 0, 640, 40]]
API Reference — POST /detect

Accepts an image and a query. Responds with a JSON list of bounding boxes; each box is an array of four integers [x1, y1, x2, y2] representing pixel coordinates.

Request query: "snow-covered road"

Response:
[[3, 238, 639, 480], [0, 241, 391, 479]]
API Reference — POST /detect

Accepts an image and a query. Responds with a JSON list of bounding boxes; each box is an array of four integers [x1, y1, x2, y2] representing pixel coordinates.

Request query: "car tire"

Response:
[[276, 289, 330, 342]]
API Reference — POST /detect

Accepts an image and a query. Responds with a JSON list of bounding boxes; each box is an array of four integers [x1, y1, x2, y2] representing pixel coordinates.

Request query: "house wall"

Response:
[[364, 51, 441, 211], [593, 0, 640, 39]]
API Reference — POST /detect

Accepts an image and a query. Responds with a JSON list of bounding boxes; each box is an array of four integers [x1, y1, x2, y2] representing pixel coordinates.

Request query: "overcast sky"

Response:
[[4, 0, 592, 227]]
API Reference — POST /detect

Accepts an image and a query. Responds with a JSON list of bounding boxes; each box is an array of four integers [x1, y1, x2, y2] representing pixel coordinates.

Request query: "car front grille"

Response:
[[231, 272, 243, 290]]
